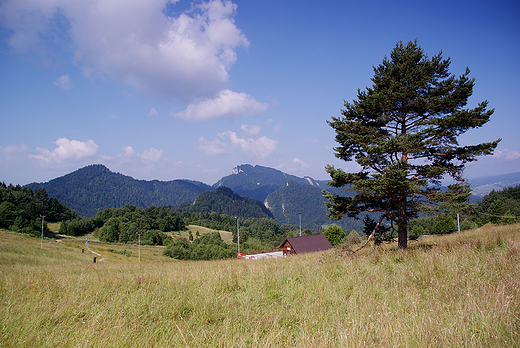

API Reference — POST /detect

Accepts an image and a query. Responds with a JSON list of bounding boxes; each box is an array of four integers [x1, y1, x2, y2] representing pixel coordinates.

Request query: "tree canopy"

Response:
[[324, 40, 500, 249]]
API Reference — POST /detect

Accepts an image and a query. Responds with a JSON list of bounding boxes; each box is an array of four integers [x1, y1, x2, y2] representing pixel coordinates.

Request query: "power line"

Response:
[[478, 212, 520, 219]]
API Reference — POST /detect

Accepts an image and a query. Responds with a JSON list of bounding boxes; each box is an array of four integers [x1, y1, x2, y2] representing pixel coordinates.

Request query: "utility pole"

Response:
[[40, 215, 45, 249], [299, 213, 302, 236], [235, 217, 240, 254], [85, 238, 89, 254], [137, 231, 143, 262]]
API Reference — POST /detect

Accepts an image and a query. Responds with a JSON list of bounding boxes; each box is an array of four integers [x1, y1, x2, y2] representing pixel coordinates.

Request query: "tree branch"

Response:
[[350, 214, 386, 254]]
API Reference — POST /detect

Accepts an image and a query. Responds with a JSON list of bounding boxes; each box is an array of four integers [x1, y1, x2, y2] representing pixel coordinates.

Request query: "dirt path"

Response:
[[88, 249, 104, 262]]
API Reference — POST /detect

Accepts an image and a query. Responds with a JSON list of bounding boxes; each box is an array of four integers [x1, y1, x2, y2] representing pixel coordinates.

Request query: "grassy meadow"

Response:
[[0, 224, 519, 347]]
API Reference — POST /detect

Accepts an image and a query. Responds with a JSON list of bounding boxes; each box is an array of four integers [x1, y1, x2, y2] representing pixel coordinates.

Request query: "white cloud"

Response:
[[0, 143, 28, 165], [198, 130, 277, 159], [292, 157, 309, 170], [173, 89, 268, 121], [30, 138, 99, 164], [139, 147, 164, 162], [197, 136, 228, 155], [121, 146, 136, 157], [241, 124, 261, 136], [277, 158, 310, 174], [273, 123, 283, 134], [53, 74, 74, 90], [119, 145, 165, 162], [1, 143, 28, 155], [147, 107, 158, 117], [0, 0, 249, 101], [493, 149, 520, 161]]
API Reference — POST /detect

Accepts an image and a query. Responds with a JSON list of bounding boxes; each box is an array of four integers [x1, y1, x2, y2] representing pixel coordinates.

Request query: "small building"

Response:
[[279, 234, 333, 256]]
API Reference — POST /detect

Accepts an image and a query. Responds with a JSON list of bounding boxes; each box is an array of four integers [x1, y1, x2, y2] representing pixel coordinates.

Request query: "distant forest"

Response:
[[0, 183, 77, 236], [3, 175, 520, 260]]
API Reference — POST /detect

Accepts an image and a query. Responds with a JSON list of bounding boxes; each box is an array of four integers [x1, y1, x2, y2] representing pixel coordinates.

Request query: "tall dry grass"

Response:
[[0, 225, 519, 347]]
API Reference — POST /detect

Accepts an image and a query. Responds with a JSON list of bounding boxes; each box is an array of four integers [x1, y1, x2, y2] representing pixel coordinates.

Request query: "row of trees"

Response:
[[163, 233, 235, 260], [322, 182, 520, 248], [60, 205, 185, 245]]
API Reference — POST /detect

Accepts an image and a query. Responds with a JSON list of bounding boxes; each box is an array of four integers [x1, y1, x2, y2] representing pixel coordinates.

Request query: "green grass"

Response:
[[181, 224, 234, 244], [46, 222, 61, 233], [0, 225, 519, 347]]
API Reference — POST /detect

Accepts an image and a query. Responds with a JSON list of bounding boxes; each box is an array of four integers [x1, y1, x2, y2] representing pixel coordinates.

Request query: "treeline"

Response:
[[0, 183, 76, 236], [181, 211, 310, 248], [475, 185, 520, 225], [163, 233, 235, 260], [60, 205, 185, 245], [405, 185, 520, 237]]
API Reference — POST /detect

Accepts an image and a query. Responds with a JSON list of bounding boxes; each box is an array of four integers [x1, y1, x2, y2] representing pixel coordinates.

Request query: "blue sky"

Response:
[[1, 0, 519, 186]]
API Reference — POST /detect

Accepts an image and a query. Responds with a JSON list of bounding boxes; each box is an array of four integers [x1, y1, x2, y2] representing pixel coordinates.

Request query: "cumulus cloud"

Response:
[[147, 108, 158, 117], [277, 157, 309, 174], [493, 149, 520, 161], [198, 130, 277, 159], [140, 147, 164, 162], [119, 146, 165, 162], [292, 157, 309, 170], [241, 124, 261, 136], [0, 143, 28, 164], [53, 74, 74, 90], [173, 89, 268, 121], [1, 143, 28, 155], [197, 136, 228, 155], [121, 146, 136, 157], [0, 0, 249, 102], [30, 138, 99, 164]]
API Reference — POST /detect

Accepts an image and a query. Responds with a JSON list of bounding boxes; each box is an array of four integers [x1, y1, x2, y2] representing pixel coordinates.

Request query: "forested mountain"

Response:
[[469, 172, 520, 197], [213, 164, 317, 201], [173, 187, 274, 219], [265, 180, 363, 231], [26, 164, 212, 217]]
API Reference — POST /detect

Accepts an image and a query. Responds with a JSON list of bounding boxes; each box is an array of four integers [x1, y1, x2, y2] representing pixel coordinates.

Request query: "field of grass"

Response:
[[185, 225, 234, 244], [1, 224, 519, 347], [165, 225, 234, 245]]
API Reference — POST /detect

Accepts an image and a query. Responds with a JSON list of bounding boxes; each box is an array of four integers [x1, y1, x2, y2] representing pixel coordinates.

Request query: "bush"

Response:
[[433, 215, 457, 235], [163, 239, 192, 260], [323, 225, 345, 246]]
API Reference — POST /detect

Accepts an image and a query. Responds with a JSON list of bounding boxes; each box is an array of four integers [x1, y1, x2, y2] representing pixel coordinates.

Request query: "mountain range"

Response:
[[23, 164, 520, 231]]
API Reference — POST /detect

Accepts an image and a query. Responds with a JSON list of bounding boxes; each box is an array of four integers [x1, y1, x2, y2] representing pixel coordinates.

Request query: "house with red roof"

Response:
[[279, 234, 333, 256]]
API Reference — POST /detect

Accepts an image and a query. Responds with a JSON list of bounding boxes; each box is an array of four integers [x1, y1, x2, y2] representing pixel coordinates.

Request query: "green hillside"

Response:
[[213, 164, 310, 201], [26, 164, 212, 217], [266, 180, 363, 231], [174, 186, 274, 219]]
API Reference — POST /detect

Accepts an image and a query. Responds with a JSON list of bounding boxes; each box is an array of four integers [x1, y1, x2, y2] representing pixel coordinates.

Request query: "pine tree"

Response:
[[324, 40, 500, 249]]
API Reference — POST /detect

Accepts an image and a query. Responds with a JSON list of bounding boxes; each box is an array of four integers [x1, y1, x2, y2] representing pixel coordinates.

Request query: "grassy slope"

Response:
[[0, 225, 519, 347]]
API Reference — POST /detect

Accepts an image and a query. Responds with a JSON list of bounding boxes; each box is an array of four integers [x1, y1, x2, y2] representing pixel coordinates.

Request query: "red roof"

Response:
[[280, 234, 333, 254]]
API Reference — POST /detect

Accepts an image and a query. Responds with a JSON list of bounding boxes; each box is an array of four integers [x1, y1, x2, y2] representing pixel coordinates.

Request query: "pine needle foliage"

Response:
[[324, 40, 500, 249]]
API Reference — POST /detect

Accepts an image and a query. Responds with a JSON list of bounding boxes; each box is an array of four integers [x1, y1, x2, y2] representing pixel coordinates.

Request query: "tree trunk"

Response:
[[397, 221, 407, 249], [397, 192, 408, 249]]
